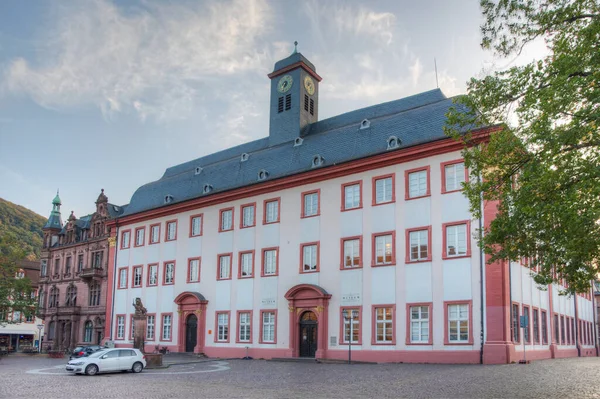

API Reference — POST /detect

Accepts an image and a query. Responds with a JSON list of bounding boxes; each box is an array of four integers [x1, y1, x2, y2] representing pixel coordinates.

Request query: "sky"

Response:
[[0, 0, 541, 220]]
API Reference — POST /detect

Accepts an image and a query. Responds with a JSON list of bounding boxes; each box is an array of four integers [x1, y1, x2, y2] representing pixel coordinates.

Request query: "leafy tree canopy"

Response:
[[0, 198, 46, 259], [445, 0, 599, 294]]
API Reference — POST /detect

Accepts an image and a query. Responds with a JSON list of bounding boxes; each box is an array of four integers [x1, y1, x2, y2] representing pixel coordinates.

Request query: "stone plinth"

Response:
[[145, 353, 163, 368], [133, 316, 147, 352]]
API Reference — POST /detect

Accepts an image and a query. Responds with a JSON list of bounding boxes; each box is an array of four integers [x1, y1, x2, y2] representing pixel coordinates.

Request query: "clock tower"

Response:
[[268, 43, 322, 146]]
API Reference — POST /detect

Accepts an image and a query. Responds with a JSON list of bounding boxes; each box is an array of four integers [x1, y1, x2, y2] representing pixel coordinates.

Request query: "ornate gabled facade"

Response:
[[38, 190, 125, 351]]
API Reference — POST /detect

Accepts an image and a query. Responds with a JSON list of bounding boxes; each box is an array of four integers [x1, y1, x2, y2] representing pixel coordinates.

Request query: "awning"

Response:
[[0, 330, 37, 336]]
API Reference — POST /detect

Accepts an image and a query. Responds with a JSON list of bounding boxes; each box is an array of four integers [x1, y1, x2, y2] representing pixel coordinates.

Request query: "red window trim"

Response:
[[117, 267, 128, 290], [339, 306, 362, 345], [301, 189, 321, 218], [216, 253, 233, 281], [371, 304, 396, 345], [189, 214, 203, 237], [541, 310, 548, 344], [404, 166, 431, 200], [147, 263, 158, 287], [120, 229, 131, 249], [299, 241, 320, 274], [262, 197, 281, 225], [531, 306, 541, 344], [440, 158, 468, 194], [405, 302, 433, 345], [259, 309, 278, 344], [134, 226, 146, 247], [130, 315, 135, 339], [511, 301, 520, 343], [235, 310, 253, 344], [261, 247, 279, 277], [165, 219, 178, 242], [218, 207, 235, 232], [187, 257, 201, 283], [131, 265, 143, 288], [371, 231, 396, 267], [239, 202, 256, 229], [214, 311, 231, 343], [145, 312, 156, 341], [160, 312, 174, 342], [522, 305, 531, 344], [371, 173, 396, 206], [560, 315, 565, 345], [115, 314, 126, 340], [162, 260, 176, 286], [238, 250, 255, 279], [340, 180, 363, 211], [405, 226, 432, 263], [339, 236, 363, 270], [442, 220, 472, 259], [149, 223, 161, 245], [443, 300, 474, 345], [552, 313, 559, 344]]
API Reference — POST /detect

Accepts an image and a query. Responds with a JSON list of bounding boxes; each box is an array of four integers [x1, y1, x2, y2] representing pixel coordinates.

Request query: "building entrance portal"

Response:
[[185, 314, 198, 352], [299, 311, 318, 358]]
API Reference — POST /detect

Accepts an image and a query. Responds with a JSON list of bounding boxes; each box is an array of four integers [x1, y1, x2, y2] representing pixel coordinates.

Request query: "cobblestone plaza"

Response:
[[1, 355, 599, 398]]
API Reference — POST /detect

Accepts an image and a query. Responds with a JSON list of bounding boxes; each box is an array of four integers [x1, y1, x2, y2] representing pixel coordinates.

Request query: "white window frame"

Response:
[[191, 216, 202, 237], [375, 177, 393, 204], [133, 266, 142, 287], [448, 304, 469, 343], [265, 200, 279, 223], [148, 265, 158, 286], [444, 162, 465, 192], [344, 184, 360, 210], [446, 224, 467, 257], [409, 230, 429, 261], [219, 255, 231, 279], [122, 231, 130, 248], [343, 238, 361, 268], [375, 307, 394, 343], [135, 228, 145, 246], [221, 209, 233, 231], [242, 205, 255, 228], [166, 221, 177, 241], [262, 312, 275, 343], [302, 244, 318, 272], [238, 312, 251, 342], [410, 306, 430, 343], [343, 310, 360, 344], [263, 249, 277, 275], [162, 314, 172, 340], [117, 316, 125, 339], [408, 170, 427, 198], [240, 252, 253, 277], [188, 259, 200, 282], [217, 313, 229, 342], [374, 234, 393, 265], [164, 262, 174, 284], [119, 268, 127, 288], [147, 315, 155, 340], [303, 192, 319, 217]]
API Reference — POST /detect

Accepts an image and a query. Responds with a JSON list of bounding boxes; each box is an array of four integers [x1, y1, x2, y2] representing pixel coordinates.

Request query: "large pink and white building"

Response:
[[103, 51, 597, 363]]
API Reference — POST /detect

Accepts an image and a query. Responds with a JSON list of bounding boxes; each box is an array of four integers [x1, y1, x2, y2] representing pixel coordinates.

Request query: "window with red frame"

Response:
[[134, 227, 145, 247], [132, 266, 142, 287], [121, 230, 131, 249], [241, 204, 255, 228], [342, 182, 361, 210], [150, 224, 160, 244], [301, 243, 319, 272], [342, 237, 361, 268], [188, 258, 200, 282]]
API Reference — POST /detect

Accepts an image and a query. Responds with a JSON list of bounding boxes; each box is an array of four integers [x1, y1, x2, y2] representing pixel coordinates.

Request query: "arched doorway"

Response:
[[174, 292, 208, 353], [299, 311, 318, 358], [185, 314, 198, 353], [284, 284, 331, 359]]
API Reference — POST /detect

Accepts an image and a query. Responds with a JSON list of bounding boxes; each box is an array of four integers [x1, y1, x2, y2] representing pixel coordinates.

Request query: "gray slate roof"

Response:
[[123, 89, 461, 216]]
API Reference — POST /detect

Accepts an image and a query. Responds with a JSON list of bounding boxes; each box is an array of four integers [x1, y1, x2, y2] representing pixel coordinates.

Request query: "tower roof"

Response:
[[52, 191, 61, 205]]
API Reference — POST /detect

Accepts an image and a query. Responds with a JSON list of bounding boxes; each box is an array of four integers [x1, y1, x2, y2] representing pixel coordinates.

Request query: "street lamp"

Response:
[[342, 309, 359, 365], [36, 324, 43, 353]]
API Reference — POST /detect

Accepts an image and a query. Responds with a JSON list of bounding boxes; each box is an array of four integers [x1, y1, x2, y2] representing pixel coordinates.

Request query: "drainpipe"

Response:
[[574, 293, 580, 357], [109, 224, 119, 343], [592, 285, 599, 357], [478, 177, 485, 364]]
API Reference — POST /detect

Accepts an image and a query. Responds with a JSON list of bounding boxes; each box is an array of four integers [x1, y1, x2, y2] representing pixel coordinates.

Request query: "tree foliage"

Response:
[[445, 0, 600, 294], [0, 197, 46, 259], [0, 234, 38, 326]]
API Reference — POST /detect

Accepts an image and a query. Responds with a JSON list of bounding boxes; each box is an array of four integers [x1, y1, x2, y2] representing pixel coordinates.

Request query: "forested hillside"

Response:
[[0, 198, 46, 259]]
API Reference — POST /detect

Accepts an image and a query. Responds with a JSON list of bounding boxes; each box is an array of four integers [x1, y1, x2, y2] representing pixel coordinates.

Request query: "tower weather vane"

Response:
[[293, 41, 298, 54]]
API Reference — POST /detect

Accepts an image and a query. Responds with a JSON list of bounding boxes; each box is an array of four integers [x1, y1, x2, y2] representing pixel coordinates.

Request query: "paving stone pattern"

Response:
[[1, 355, 599, 398]]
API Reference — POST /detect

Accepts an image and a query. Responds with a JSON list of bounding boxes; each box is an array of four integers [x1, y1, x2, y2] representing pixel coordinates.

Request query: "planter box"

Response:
[[145, 353, 163, 368]]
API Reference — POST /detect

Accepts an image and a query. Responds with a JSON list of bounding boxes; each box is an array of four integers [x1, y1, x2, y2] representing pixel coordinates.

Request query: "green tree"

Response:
[[0, 234, 38, 326], [445, 0, 599, 294]]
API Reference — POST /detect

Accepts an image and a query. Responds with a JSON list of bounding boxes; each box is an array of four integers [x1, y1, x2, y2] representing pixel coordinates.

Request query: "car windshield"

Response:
[[72, 347, 84, 352], [88, 349, 109, 358]]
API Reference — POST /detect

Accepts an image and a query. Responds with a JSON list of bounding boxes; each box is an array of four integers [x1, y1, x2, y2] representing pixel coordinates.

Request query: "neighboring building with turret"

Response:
[[38, 190, 125, 352]]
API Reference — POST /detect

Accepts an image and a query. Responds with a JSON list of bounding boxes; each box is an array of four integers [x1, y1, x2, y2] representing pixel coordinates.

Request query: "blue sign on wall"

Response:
[[520, 315, 529, 328]]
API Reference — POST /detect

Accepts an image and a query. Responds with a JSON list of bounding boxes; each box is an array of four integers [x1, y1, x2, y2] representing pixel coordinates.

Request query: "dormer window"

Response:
[[203, 184, 213, 194], [294, 137, 304, 147], [195, 166, 203, 175], [164, 195, 174, 204], [258, 169, 269, 181], [387, 136, 401, 150], [241, 153, 249, 162], [312, 155, 325, 168], [360, 119, 370, 130]]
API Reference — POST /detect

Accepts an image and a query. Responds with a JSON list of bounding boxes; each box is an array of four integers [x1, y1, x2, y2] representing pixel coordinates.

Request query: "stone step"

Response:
[[269, 357, 321, 363]]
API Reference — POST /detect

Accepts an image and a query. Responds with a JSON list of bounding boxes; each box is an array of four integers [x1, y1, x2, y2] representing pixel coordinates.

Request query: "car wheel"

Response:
[[132, 362, 143, 373], [85, 364, 99, 376]]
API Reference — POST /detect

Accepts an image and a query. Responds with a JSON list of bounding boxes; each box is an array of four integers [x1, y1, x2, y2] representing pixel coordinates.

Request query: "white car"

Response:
[[66, 348, 146, 376]]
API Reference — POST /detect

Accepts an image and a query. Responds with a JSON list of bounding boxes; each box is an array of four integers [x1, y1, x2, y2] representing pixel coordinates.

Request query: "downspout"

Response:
[[109, 224, 119, 342], [574, 293, 580, 357], [592, 284, 599, 357], [478, 175, 485, 364]]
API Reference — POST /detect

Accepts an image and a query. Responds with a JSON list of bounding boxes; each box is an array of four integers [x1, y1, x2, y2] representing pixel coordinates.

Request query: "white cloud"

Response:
[[409, 57, 423, 86], [0, 0, 273, 122]]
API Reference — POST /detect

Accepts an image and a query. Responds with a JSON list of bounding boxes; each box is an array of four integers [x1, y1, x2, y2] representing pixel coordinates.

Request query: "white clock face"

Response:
[[304, 76, 315, 96], [277, 75, 293, 93]]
